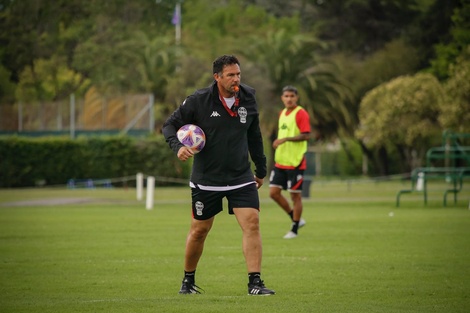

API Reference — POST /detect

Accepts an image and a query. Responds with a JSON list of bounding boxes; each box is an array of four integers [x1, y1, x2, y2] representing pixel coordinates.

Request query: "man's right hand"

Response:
[[177, 146, 195, 161]]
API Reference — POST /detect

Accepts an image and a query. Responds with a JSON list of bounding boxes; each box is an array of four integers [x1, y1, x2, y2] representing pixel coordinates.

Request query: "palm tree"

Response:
[[120, 31, 177, 102], [240, 29, 355, 140]]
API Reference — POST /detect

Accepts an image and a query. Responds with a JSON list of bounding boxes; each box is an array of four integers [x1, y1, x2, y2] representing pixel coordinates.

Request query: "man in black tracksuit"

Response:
[[162, 55, 275, 296]]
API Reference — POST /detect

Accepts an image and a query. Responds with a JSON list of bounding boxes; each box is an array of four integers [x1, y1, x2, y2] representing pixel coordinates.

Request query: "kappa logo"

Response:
[[210, 111, 221, 117]]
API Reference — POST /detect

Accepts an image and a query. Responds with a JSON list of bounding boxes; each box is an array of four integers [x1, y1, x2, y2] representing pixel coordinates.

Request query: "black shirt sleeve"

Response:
[[162, 97, 196, 155], [247, 113, 267, 179]]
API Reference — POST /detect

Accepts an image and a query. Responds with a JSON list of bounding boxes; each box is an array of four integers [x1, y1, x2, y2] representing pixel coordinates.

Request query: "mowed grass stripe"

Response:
[[0, 181, 469, 313]]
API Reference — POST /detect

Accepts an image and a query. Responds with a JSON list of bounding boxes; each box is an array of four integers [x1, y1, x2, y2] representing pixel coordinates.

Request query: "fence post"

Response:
[[18, 102, 23, 131], [416, 172, 424, 191], [146, 176, 155, 210], [149, 94, 154, 133], [136, 173, 144, 201], [70, 94, 75, 139]]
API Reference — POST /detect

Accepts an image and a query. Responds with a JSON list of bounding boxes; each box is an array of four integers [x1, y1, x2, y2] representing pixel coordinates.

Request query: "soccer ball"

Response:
[[177, 124, 206, 153]]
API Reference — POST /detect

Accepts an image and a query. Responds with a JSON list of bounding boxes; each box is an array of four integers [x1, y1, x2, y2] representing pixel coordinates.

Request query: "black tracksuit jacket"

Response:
[[162, 81, 267, 187]]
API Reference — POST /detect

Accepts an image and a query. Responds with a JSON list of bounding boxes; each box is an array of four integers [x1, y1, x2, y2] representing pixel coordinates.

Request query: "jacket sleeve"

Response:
[[247, 113, 267, 179], [162, 97, 195, 155]]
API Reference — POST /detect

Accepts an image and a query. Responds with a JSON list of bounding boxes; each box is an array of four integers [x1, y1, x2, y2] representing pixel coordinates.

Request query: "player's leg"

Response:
[[179, 217, 214, 294], [179, 188, 222, 294], [184, 217, 214, 272], [230, 184, 275, 295], [233, 207, 261, 272], [269, 168, 292, 215], [288, 191, 303, 234], [290, 191, 303, 221], [283, 169, 306, 239], [269, 185, 292, 213], [233, 207, 274, 295]]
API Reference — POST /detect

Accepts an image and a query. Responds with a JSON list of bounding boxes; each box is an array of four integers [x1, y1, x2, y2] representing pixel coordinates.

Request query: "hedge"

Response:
[[0, 135, 191, 188]]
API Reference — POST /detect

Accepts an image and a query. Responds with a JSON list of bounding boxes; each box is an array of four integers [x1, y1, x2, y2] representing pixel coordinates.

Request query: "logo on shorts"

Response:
[[195, 201, 204, 216]]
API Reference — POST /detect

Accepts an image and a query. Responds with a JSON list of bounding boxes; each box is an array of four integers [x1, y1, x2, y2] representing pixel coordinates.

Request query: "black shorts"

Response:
[[269, 167, 305, 193], [191, 183, 260, 220]]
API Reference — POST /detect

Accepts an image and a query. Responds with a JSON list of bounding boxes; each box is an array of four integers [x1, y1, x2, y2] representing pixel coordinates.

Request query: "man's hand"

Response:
[[272, 138, 286, 149], [177, 146, 194, 161], [254, 176, 264, 189]]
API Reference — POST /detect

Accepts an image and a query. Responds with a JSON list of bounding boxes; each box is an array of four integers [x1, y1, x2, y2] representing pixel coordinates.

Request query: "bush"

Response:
[[0, 135, 191, 187]]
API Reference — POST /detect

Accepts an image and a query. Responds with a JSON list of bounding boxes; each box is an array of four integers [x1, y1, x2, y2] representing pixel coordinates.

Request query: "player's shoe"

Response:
[[179, 278, 203, 294], [248, 278, 275, 296], [299, 218, 306, 228], [283, 231, 298, 239]]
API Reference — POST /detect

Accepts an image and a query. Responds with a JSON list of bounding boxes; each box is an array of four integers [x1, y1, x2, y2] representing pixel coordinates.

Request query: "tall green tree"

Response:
[[120, 32, 176, 98], [0, 0, 177, 95], [357, 73, 445, 173], [428, 0, 470, 79], [312, 0, 422, 54], [0, 0, 90, 82], [331, 38, 422, 141], [0, 62, 15, 104], [240, 28, 354, 140], [16, 56, 90, 102], [440, 46, 470, 132]]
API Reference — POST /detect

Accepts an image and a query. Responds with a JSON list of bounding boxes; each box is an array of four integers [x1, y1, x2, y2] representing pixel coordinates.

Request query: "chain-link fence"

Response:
[[0, 93, 154, 136]]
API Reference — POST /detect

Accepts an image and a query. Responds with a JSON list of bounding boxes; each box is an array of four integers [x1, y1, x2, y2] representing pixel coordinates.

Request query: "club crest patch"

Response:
[[238, 107, 247, 123]]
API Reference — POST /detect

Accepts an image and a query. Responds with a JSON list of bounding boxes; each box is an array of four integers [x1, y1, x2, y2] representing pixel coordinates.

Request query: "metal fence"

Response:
[[0, 93, 154, 137]]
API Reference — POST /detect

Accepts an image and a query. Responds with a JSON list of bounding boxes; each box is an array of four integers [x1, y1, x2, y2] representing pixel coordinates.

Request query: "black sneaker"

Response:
[[247, 278, 275, 295], [179, 278, 203, 294]]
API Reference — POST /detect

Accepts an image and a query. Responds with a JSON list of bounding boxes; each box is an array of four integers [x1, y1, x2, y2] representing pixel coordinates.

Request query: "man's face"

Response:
[[281, 91, 298, 109], [214, 63, 241, 96]]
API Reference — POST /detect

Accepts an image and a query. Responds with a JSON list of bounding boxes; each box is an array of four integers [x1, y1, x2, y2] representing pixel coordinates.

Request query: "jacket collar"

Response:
[[211, 81, 243, 102]]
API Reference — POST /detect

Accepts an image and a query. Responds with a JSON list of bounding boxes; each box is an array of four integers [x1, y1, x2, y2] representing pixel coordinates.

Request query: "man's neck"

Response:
[[218, 86, 234, 98]]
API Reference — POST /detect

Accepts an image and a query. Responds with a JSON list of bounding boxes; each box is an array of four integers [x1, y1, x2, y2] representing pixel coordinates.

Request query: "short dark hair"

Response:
[[282, 85, 298, 95], [213, 55, 240, 74]]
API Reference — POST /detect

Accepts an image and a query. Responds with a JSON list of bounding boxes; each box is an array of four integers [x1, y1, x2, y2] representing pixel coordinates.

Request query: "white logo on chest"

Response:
[[238, 107, 247, 123]]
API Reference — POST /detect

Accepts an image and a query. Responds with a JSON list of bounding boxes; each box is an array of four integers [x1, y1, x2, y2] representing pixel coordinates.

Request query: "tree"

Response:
[[240, 28, 354, 140], [16, 56, 90, 102], [120, 32, 177, 98], [357, 73, 445, 173], [312, 0, 421, 55], [428, 0, 470, 79], [0, 0, 91, 83], [440, 46, 470, 132], [0, 63, 15, 104], [0, 0, 177, 95]]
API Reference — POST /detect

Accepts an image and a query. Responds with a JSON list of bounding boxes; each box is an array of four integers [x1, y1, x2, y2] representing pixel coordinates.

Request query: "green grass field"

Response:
[[1, 180, 469, 313]]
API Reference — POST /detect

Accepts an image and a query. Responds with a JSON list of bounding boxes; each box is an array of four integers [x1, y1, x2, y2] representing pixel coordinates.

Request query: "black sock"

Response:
[[291, 221, 299, 234], [288, 211, 294, 220], [248, 272, 261, 284], [184, 270, 196, 283]]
